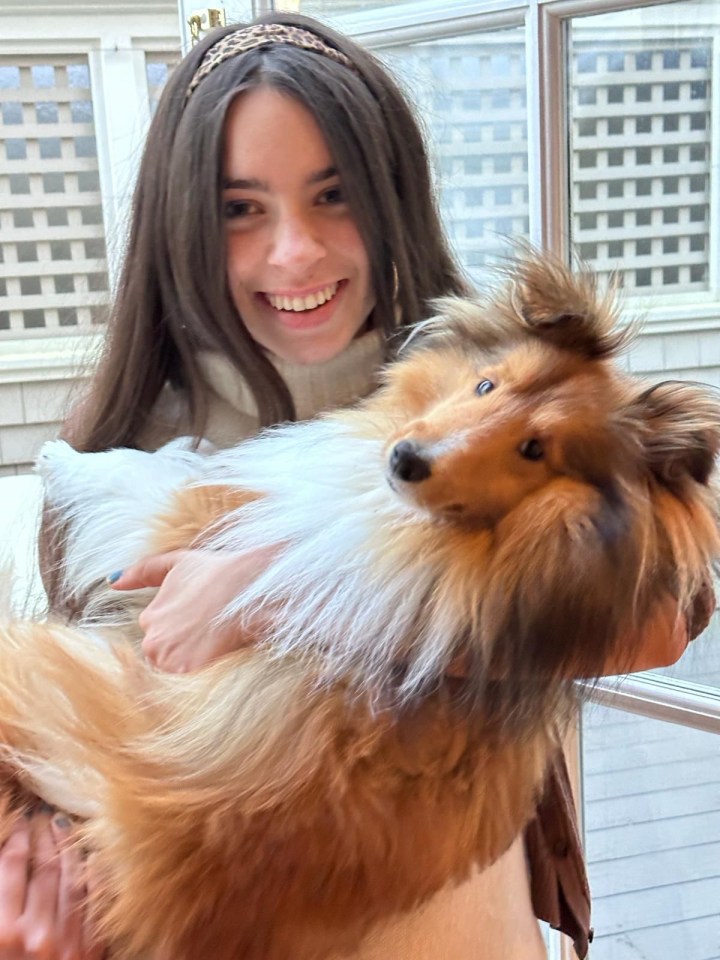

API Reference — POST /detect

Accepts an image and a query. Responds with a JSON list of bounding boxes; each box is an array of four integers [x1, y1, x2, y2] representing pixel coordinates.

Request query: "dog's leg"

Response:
[[149, 485, 259, 553]]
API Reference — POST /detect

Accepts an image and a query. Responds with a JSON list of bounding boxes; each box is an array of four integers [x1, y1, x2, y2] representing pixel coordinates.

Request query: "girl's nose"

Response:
[[267, 215, 326, 272]]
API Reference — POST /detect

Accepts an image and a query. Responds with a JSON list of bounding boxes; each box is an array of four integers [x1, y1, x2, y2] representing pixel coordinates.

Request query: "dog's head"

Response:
[[383, 337, 635, 526], [382, 256, 719, 529], [377, 255, 720, 721], [382, 258, 634, 525]]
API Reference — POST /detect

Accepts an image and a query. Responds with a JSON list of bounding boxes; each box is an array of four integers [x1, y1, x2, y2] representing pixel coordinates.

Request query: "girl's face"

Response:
[[222, 86, 376, 366]]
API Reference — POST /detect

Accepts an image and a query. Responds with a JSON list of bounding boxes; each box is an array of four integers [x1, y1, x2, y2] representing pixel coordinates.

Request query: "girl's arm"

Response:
[[114, 547, 714, 677]]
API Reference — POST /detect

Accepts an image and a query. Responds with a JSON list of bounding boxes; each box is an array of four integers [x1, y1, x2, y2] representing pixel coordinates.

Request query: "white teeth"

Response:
[[267, 282, 339, 312]]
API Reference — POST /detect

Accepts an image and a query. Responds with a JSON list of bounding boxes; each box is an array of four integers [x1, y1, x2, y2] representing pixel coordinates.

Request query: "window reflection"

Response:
[[383, 29, 529, 281], [569, 3, 716, 296]]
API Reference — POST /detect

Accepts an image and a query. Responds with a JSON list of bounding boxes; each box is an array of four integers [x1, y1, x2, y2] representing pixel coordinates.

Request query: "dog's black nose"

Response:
[[389, 440, 432, 483]]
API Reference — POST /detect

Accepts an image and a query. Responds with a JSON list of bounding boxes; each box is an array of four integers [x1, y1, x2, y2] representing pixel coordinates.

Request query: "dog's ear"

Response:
[[628, 381, 720, 490], [474, 478, 649, 729], [507, 256, 632, 360]]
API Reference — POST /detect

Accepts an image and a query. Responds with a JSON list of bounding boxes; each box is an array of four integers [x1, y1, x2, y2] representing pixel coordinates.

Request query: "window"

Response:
[[0, 56, 109, 336], [382, 28, 529, 280]]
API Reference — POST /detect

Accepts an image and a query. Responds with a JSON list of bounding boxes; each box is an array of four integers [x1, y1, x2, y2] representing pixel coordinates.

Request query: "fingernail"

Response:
[[52, 814, 71, 830], [38, 801, 55, 815], [107, 570, 123, 585]]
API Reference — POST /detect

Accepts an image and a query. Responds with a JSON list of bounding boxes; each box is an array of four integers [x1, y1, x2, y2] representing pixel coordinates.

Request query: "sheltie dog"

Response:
[[0, 256, 718, 960]]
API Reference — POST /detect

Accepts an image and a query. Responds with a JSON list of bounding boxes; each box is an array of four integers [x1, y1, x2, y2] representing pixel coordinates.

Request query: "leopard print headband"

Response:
[[186, 23, 357, 99]]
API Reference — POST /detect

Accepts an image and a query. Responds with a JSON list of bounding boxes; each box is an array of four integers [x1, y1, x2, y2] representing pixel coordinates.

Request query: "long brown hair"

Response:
[[73, 12, 468, 451]]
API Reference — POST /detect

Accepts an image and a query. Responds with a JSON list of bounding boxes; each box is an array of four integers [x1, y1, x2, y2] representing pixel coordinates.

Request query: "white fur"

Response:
[[39, 418, 481, 704], [38, 438, 214, 623]]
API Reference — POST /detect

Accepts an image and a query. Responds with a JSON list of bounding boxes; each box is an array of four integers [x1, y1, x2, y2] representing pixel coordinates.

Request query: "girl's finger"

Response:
[[51, 816, 85, 955], [109, 551, 189, 591], [11, 816, 62, 960], [0, 815, 30, 928], [21, 816, 61, 942]]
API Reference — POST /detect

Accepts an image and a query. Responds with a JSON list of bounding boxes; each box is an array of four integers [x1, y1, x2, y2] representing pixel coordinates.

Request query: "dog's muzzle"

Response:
[[389, 440, 432, 483]]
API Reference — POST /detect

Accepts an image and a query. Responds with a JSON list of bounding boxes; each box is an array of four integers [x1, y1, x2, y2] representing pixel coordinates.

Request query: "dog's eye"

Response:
[[476, 379, 495, 396], [519, 439, 544, 461]]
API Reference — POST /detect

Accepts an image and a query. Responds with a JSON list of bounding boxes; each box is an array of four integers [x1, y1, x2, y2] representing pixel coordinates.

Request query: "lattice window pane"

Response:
[[383, 29, 529, 281], [569, 26, 713, 296], [0, 55, 110, 337]]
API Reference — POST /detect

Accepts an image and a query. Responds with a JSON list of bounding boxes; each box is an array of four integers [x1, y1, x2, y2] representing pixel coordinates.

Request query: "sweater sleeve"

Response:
[[524, 749, 592, 959]]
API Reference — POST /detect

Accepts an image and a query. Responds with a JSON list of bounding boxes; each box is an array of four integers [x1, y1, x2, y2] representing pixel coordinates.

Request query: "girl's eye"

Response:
[[476, 379, 495, 396], [223, 199, 260, 220], [318, 185, 345, 206], [519, 439, 544, 461]]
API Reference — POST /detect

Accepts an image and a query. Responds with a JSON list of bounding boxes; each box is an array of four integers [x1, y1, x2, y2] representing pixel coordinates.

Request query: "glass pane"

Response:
[[382, 28, 529, 283], [284, 0, 418, 17], [584, 703, 720, 959], [215, 1, 252, 24], [0, 56, 110, 338], [569, 1, 716, 299]]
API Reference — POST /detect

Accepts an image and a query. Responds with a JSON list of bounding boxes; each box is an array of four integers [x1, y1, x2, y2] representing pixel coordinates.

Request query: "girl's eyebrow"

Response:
[[222, 166, 338, 191]]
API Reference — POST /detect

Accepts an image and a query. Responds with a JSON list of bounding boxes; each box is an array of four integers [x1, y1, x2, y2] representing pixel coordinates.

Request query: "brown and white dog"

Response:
[[0, 256, 718, 959]]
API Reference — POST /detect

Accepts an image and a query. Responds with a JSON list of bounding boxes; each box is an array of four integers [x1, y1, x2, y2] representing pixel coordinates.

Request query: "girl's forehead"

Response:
[[223, 86, 334, 183]]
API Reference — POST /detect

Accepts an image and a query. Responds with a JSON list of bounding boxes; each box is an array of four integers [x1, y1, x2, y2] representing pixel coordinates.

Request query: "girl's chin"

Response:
[[270, 332, 356, 366]]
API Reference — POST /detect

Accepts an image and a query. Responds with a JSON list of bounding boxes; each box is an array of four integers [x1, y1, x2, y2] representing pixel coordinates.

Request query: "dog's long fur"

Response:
[[1, 257, 719, 959]]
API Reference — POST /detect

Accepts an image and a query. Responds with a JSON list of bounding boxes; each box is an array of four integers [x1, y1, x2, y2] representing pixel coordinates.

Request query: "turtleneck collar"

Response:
[[196, 330, 384, 426]]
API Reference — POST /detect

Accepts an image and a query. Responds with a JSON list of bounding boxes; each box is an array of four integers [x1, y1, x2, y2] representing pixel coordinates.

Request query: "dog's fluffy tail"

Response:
[[0, 615, 374, 955], [0, 619, 132, 816], [0, 616, 329, 813]]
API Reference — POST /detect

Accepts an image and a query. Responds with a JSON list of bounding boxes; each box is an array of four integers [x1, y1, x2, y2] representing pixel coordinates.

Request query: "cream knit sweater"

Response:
[[141, 334, 547, 960]]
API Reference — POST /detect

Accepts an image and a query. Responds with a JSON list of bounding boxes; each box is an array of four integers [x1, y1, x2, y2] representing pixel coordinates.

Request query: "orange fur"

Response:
[[149, 485, 259, 553], [0, 255, 718, 959]]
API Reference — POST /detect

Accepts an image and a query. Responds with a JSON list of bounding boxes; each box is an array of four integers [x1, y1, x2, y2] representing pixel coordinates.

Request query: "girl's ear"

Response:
[[475, 478, 648, 728], [628, 381, 720, 489]]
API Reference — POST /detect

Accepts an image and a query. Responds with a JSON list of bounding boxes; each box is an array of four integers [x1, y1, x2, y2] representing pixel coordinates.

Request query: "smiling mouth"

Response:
[[264, 281, 341, 313]]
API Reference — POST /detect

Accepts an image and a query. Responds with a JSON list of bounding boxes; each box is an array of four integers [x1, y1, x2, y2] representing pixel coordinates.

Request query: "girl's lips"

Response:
[[258, 280, 347, 330]]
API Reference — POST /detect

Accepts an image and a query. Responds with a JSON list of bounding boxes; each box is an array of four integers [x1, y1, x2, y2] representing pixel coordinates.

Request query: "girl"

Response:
[[7, 12, 705, 959]]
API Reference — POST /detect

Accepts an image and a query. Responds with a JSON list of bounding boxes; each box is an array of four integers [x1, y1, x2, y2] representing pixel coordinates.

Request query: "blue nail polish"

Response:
[[107, 570, 123, 584]]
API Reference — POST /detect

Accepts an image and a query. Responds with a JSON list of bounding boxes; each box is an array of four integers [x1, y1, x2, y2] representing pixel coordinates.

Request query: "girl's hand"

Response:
[[0, 811, 104, 960], [602, 586, 715, 677], [110, 547, 278, 673]]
